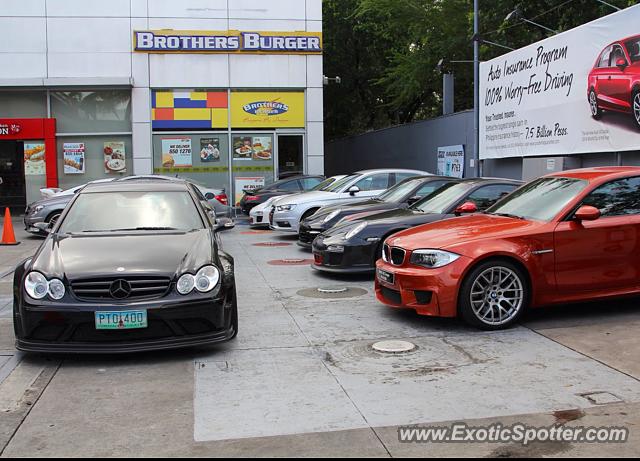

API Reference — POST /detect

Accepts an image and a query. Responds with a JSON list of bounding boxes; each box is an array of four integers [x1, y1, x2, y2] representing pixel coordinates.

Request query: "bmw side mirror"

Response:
[[407, 195, 421, 205], [616, 58, 628, 70], [348, 186, 360, 196], [454, 201, 478, 216], [574, 205, 601, 222]]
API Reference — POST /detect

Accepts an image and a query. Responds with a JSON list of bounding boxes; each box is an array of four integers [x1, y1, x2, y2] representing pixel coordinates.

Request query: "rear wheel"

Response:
[[633, 89, 640, 130], [589, 89, 602, 120], [458, 260, 529, 330]]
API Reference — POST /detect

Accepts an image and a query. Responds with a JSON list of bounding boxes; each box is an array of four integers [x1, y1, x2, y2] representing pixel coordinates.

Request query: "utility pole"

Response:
[[473, 0, 480, 176]]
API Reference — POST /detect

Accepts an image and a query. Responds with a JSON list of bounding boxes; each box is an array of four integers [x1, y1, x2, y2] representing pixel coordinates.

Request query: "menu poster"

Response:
[[161, 138, 192, 168], [251, 136, 272, 161], [104, 142, 127, 174], [232, 136, 253, 160], [24, 142, 46, 176], [63, 143, 85, 174], [200, 138, 221, 163]]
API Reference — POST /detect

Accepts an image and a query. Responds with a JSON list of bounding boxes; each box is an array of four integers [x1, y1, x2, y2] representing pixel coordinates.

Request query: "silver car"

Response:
[[268, 169, 431, 233]]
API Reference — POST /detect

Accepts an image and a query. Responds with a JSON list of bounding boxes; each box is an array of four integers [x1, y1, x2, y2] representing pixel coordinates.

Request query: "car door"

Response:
[[593, 46, 614, 108], [607, 44, 633, 109], [554, 177, 640, 293]]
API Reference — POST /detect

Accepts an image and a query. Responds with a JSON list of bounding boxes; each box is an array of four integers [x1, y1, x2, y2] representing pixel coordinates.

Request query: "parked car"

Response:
[[250, 175, 346, 227], [312, 178, 522, 274], [375, 166, 640, 330], [14, 178, 238, 353], [588, 35, 640, 129], [269, 169, 431, 233], [299, 175, 458, 248], [239, 175, 326, 214]]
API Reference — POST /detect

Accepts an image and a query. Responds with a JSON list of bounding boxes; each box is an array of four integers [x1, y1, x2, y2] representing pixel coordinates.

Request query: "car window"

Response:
[[598, 46, 612, 68], [610, 44, 627, 66], [463, 184, 518, 210], [625, 38, 640, 64], [581, 177, 640, 217], [277, 180, 302, 192], [299, 177, 323, 190], [354, 173, 390, 191], [414, 180, 450, 198], [395, 172, 420, 183], [327, 174, 359, 192]]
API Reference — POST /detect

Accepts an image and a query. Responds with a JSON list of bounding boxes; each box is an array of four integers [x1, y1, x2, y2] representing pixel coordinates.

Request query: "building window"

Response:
[[51, 90, 132, 133], [0, 91, 47, 118]]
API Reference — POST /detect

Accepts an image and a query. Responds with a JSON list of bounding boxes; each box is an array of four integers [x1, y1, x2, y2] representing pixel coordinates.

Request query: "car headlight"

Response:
[[195, 265, 220, 293], [410, 249, 460, 268], [24, 272, 50, 300], [344, 222, 367, 240], [177, 273, 195, 295], [48, 278, 66, 300], [323, 210, 341, 224], [31, 205, 44, 215], [276, 204, 296, 212]]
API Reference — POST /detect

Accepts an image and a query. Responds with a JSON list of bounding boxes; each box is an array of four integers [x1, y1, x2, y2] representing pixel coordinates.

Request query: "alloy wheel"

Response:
[[469, 266, 524, 326], [634, 92, 640, 127], [590, 91, 599, 117]]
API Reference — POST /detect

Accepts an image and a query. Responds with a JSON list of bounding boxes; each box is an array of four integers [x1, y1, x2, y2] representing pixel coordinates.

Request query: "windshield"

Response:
[[312, 177, 338, 191], [625, 38, 640, 63], [410, 182, 471, 214], [377, 178, 423, 203], [59, 191, 204, 233], [485, 177, 588, 221], [325, 174, 359, 193]]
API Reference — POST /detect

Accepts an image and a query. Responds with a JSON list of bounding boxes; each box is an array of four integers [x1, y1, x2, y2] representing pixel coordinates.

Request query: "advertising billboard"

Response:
[[479, 5, 640, 160]]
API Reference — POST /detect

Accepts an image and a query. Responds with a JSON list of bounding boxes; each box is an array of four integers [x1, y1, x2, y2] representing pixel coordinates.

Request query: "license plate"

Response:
[[377, 268, 395, 285], [95, 310, 147, 330]]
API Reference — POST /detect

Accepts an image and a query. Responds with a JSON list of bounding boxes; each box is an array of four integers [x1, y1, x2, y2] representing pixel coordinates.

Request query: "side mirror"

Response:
[[574, 205, 601, 222], [616, 58, 628, 70], [34, 222, 52, 234], [454, 201, 478, 216], [348, 185, 360, 196], [407, 195, 421, 205]]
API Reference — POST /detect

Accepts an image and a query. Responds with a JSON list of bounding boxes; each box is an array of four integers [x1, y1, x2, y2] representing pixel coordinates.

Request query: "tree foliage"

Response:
[[324, 0, 637, 141]]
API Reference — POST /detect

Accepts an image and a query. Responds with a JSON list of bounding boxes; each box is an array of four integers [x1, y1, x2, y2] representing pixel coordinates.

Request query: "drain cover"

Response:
[[252, 242, 292, 247], [297, 287, 368, 299], [317, 287, 348, 294], [267, 258, 314, 266], [371, 340, 417, 354]]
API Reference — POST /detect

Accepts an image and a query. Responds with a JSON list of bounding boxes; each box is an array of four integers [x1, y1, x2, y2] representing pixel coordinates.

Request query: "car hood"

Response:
[[272, 190, 341, 206], [323, 208, 447, 238], [386, 214, 543, 252], [30, 194, 73, 209], [31, 229, 215, 280]]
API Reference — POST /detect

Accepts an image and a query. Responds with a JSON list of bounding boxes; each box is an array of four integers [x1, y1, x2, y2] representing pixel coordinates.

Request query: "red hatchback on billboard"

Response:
[[588, 35, 640, 129]]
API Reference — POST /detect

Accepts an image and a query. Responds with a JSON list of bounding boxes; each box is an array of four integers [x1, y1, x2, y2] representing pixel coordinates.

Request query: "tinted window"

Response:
[[414, 180, 450, 198], [354, 173, 390, 191], [277, 180, 301, 192], [486, 177, 588, 221], [60, 191, 204, 233], [465, 184, 517, 210], [582, 177, 640, 217], [299, 177, 323, 190], [625, 38, 640, 64]]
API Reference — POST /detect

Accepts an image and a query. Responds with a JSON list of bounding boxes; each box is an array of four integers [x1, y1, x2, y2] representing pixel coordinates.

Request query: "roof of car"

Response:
[[455, 177, 523, 185], [81, 179, 192, 193], [550, 166, 640, 182], [353, 169, 430, 174]]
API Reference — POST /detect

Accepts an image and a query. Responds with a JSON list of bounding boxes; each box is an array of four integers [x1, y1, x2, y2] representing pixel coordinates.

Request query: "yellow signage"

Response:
[[134, 30, 322, 54], [231, 92, 305, 128]]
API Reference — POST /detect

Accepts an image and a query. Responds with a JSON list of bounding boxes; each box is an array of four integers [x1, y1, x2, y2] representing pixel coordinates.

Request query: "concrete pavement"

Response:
[[1, 223, 640, 457]]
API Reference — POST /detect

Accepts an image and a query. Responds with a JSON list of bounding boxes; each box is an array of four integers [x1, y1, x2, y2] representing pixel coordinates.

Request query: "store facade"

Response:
[[0, 0, 324, 210]]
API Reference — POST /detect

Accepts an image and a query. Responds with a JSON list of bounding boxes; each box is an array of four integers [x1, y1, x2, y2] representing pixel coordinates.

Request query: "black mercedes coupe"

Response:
[[311, 178, 523, 274], [13, 179, 238, 353]]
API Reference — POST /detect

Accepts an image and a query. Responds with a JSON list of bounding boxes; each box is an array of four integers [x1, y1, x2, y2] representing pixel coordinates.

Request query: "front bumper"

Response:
[[298, 222, 326, 248], [311, 234, 376, 274], [23, 213, 46, 235], [269, 210, 299, 233], [374, 257, 471, 317], [249, 210, 269, 227], [14, 286, 236, 354]]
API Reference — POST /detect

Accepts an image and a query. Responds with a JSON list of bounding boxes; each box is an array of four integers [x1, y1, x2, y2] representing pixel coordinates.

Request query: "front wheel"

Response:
[[458, 260, 529, 330], [633, 90, 640, 130], [589, 89, 602, 120]]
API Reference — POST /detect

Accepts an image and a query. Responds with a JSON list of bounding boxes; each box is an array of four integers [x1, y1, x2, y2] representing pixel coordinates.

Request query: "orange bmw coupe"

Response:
[[376, 167, 640, 329]]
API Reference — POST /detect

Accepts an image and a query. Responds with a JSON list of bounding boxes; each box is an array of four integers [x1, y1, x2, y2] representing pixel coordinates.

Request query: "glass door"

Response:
[[231, 132, 275, 206], [276, 134, 304, 179], [0, 141, 26, 212]]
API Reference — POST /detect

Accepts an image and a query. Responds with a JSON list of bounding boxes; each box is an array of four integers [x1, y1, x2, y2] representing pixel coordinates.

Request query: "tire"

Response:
[[589, 89, 602, 120], [633, 89, 640, 130], [458, 259, 529, 330], [46, 212, 61, 228]]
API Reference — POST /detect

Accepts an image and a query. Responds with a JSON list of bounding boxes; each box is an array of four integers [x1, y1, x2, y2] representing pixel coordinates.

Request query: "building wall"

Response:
[[0, 0, 324, 175], [325, 111, 476, 177]]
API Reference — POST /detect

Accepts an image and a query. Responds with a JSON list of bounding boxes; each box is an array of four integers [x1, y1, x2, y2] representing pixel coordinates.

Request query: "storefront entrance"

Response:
[[277, 134, 304, 177], [0, 141, 26, 212]]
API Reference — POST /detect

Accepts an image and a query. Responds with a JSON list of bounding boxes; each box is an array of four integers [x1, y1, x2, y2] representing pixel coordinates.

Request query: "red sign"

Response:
[[0, 123, 21, 136]]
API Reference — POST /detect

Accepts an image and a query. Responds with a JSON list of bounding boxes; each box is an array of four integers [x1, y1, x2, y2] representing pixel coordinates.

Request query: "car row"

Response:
[[263, 166, 640, 331]]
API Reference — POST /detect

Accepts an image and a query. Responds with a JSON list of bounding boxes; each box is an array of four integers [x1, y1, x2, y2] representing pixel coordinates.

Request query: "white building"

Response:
[[0, 0, 324, 209]]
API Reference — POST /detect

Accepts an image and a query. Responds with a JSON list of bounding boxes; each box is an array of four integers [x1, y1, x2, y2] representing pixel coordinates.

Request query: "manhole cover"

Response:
[[317, 287, 348, 294], [297, 287, 368, 299], [371, 340, 417, 354], [268, 258, 314, 266], [252, 242, 292, 247], [240, 230, 272, 235]]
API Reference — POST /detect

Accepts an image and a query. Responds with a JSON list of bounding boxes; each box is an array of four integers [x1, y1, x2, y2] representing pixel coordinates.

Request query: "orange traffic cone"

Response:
[[0, 208, 20, 246]]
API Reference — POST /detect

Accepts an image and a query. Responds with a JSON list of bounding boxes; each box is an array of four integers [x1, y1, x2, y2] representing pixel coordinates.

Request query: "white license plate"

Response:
[[95, 310, 148, 330]]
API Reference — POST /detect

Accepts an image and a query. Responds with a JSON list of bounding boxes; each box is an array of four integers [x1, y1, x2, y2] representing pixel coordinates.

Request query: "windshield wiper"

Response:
[[488, 212, 525, 220]]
